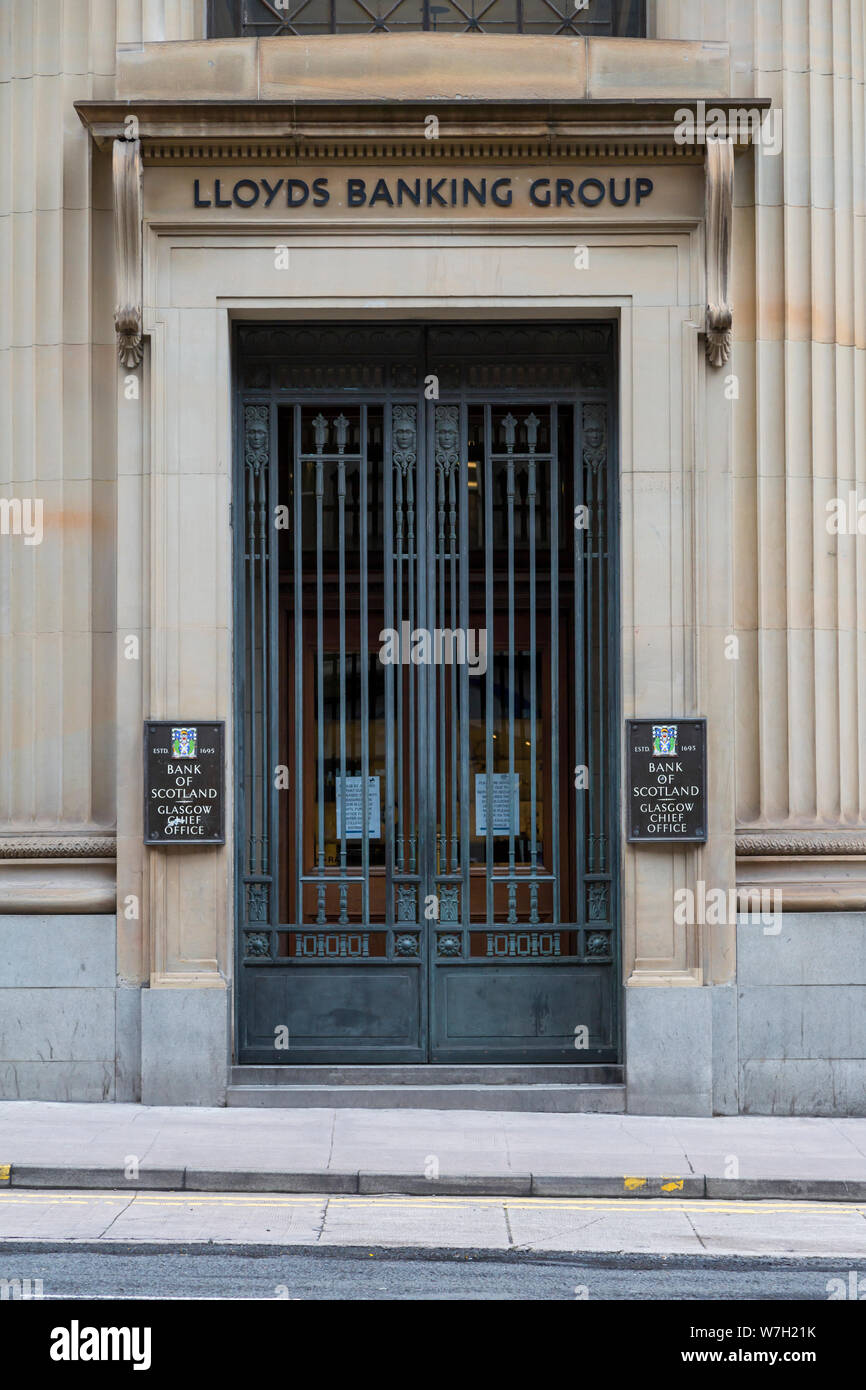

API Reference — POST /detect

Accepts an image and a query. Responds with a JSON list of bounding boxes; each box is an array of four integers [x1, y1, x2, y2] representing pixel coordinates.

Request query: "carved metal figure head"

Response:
[[392, 406, 417, 473], [435, 406, 459, 459], [244, 406, 269, 470], [583, 410, 605, 451]]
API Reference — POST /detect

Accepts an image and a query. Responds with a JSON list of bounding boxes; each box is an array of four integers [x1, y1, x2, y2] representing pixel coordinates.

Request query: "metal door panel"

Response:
[[242, 966, 423, 1063], [436, 965, 614, 1061], [234, 322, 619, 1064]]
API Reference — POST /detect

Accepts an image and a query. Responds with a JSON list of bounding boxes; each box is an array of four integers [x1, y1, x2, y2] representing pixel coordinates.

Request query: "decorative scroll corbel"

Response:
[[113, 135, 143, 368], [704, 136, 734, 367]]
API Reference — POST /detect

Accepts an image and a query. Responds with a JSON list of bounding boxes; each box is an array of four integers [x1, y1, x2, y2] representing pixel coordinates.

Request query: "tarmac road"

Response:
[[2, 1244, 866, 1300]]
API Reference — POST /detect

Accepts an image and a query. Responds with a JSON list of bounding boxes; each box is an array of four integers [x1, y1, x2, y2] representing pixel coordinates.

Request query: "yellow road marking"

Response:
[[624, 1177, 686, 1193], [0, 1192, 864, 1216]]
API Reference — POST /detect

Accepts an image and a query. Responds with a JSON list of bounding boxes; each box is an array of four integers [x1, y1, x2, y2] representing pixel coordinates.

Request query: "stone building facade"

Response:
[[1, 0, 864, 1113]]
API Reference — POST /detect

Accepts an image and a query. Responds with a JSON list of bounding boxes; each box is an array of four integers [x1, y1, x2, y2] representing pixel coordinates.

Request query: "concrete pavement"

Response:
[[1, 1190, 866, 1259], [3, 1102, 866, 1199]]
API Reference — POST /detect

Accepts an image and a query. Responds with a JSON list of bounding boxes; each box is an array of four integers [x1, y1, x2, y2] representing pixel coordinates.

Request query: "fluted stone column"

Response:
[[0, 0, 211, 1102], [657, 0, 866, 862], [117, 0, 203, 43], [0, 0, 117, 1099], [646, 0, 866, 1115], [0, 0, 118, 898]]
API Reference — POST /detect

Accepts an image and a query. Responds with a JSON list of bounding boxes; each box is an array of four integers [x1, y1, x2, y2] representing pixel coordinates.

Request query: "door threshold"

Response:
[[231, 1064, 622, 1085], [228, 1064, 625, 1111]]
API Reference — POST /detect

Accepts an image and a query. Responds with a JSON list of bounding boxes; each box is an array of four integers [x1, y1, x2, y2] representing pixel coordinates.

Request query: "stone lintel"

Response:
[[109, 34, 734, 106]]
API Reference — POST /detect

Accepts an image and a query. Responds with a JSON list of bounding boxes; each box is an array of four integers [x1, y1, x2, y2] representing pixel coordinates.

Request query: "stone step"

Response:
[[226, 1083, 626, 1112], [230, 1064, 622, 1086]]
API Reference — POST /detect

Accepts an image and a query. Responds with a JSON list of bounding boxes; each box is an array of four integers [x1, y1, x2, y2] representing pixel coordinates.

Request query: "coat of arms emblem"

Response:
[[171, 726, 197, 758], [652, 724, 677, 755]]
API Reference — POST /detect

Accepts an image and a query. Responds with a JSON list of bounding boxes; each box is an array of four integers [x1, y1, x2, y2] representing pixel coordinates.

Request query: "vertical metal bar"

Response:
[[597, 404, 607, 875], [395, 440, 405, 875], [505, 413, 517, 925], [528, 418, 538, 924], [449, 453, 458, 873], [407, 431, 417, 877], [383, 405, 395, 929], [550, 406, 560, 926], [360, 405, 370, 926], [484, 404, 494, 927], [268, 401, 280, 925], [608, 360, 621, 1054], [293, 403, 303, 926], [337, 416, 348, 925], [437, 440, 446, 876], [315, 413, 326, 924], [589, 408, 600, 877], [246, 435, 258, 877], [423, 369, 436, 1056], [259, 425, 269, 879], [459, 403, 470, 937], [574, 404, 586, 925], [233, 373, 244, 1052]]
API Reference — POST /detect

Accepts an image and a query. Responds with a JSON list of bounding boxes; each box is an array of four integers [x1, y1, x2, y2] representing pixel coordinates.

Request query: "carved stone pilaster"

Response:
[[113, 136, 143, 368], [704, 137, 734, 367]]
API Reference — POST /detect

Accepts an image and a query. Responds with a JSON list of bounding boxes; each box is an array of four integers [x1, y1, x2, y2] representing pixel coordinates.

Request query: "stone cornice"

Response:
[[0, 837, 117, 859], [736, 831, 866, 857], [74, 99, 769, 162]]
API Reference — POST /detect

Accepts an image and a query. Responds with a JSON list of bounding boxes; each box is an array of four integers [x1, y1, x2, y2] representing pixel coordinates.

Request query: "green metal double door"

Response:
[[235, 322, 619, 1064]]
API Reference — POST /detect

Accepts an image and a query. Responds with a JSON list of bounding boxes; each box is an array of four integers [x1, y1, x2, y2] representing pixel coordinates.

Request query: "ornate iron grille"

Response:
[[209, 0, 644, 38], [234, 322, 619, 1064]]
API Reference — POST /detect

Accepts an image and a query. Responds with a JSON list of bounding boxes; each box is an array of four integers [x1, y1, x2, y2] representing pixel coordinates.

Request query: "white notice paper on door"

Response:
[[335, 776, 381, 839], [475, 773, 520, 837]]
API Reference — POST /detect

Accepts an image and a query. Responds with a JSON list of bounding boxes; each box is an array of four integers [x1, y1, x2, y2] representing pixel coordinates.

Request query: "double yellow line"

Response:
[[0, 1191, 864, 1216]]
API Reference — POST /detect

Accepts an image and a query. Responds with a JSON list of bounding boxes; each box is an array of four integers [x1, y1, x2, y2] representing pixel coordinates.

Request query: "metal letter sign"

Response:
[[144, 721, 225, 845], [626, 719, 707, 843]]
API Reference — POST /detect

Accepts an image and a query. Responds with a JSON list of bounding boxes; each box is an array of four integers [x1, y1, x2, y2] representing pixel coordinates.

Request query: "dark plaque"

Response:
[[626, 719, 707, 844], [144, 721, 225, 845]]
